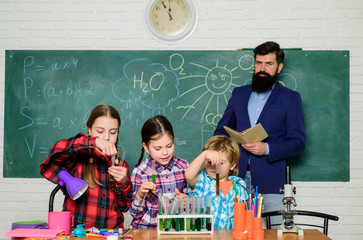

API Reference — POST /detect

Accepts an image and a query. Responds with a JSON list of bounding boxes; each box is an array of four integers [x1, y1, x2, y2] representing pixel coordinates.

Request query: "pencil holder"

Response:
[[253, 229, 264, 240], [233, 202, 247, 240], [253, 217, 262, 230], [245, 209, 254, 239], [253, 217, 264, 240]]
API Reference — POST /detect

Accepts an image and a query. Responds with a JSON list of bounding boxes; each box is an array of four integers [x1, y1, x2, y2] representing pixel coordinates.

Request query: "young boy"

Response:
[[185, 135, 248, 229]]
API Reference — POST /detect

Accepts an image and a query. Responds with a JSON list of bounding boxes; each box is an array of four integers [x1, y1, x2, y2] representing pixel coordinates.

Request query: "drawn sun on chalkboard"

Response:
[[177, 60, 248, 126]]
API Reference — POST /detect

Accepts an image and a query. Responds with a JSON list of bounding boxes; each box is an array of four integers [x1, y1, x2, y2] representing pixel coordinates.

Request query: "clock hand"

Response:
[[168, 4, 173, 20], [161, 1, 172, 20], [162, 1, 167, 9]]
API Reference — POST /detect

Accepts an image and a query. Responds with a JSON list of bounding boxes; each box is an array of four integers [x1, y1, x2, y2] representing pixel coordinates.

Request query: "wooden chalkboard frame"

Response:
[[4, 50, 349, 181]]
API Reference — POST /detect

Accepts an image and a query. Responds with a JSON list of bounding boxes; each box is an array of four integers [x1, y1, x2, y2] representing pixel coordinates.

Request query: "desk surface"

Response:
[[75, 229, 331, 240]]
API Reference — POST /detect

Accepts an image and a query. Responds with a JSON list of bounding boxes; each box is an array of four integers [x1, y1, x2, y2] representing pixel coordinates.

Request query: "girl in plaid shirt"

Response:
[[40, 104, 132, 229], [185, 135, 248, 229], [130, 115, 188, 229]]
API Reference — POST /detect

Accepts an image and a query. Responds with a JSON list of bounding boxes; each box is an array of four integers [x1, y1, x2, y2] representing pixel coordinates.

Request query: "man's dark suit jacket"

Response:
[[214, 82, 305, 194]]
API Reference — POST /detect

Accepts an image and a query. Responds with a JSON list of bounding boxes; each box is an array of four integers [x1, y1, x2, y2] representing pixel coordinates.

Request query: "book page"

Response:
[[223, 123, 268, 144]]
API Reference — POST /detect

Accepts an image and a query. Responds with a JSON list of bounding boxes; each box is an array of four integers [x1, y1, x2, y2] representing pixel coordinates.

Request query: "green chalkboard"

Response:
[[4, 50, 349, 181]]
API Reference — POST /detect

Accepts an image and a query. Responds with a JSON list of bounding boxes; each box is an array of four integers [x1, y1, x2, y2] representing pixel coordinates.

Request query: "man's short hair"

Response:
[[254, 41, 285, 65]]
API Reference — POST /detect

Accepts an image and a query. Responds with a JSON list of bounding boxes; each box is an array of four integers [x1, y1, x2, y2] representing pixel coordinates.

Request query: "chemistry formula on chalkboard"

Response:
[[4, 50, 349, 181]]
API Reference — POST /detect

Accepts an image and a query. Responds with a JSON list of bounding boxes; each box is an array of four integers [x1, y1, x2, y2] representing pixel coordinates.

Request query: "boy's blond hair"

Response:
[[202, 135, 240, 176]]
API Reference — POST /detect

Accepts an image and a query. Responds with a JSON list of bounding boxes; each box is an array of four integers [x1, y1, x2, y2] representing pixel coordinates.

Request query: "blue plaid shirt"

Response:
[[130, 156, 188, 228], [190, 171, 248, 229]]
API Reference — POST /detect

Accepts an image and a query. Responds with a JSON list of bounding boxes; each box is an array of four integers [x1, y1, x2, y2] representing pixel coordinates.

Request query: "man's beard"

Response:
[[251, 71, 278, 93]]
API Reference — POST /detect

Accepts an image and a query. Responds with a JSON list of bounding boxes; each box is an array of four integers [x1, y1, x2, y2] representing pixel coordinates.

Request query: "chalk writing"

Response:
[[23, 56, 78, 74], [4, 50, 349, 181], [19, 106, 87, 131], [112, 58, 179, 110]]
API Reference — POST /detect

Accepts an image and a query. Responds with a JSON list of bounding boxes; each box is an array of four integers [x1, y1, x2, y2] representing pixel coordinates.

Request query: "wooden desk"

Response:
[[74, 229, 331, 240]]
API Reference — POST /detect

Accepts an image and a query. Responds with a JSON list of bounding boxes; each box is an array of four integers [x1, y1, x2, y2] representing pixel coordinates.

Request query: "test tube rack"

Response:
[[157, 214, 214, 235]]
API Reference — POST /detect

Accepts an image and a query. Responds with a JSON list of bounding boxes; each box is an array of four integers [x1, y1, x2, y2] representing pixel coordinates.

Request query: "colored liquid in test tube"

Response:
[[111, 151, 126, 181], [174, 198, 180, 231], [186, 197, 191, 231], [200, 197, 205, 230], [206, 196, 212, 231], [216, 164, 220, 195], [163, 196, 169, 231], [191, 196, 196, 231], [196, 197, 201, 231], [158, 195, 163, 231], [167, 198, 177, 231], [180, 196, 185, 231], [152, 160, 156, 193]]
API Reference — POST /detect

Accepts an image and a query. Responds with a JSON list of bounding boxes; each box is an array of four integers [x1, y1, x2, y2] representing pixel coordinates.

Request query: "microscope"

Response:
[[278, 166, 304, 236]]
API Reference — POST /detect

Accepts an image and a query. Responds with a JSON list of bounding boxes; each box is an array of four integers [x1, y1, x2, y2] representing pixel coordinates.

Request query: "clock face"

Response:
[[145, 0, 198, 44], [150, 0, 191, 37]]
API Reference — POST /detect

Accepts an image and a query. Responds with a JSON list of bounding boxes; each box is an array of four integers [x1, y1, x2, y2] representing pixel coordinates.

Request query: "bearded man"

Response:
[[214, 41, 305, 214]]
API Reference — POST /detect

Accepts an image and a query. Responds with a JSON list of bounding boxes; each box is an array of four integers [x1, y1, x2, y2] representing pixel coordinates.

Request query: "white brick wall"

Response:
[[1, 0, 363, 239]]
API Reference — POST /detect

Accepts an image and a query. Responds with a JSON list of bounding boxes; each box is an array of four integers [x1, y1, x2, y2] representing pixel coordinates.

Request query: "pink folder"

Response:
[[5, 228, 64, 238]]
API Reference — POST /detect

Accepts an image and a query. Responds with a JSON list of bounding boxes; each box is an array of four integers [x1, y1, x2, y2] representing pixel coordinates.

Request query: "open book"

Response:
[[223, 123, 268, 144]]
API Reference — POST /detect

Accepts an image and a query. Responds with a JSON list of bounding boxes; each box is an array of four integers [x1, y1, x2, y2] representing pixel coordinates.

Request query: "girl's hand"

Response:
[[175, 188, 188, 198], [95, 138, 118, 156], [108, 165, 128, 183], [136, 182, 156, 201]]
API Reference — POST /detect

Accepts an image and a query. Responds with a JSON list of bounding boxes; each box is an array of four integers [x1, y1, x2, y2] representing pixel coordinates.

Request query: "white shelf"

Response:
[[157, 214, 213, 234]]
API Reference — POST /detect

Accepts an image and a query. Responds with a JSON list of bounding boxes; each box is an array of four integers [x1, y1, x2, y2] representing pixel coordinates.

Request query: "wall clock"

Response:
[[145, 0, 198, 44]]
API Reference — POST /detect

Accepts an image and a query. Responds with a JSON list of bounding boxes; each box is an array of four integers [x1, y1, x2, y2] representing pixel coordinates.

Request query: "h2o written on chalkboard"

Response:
[[4, 50, 349, 182]]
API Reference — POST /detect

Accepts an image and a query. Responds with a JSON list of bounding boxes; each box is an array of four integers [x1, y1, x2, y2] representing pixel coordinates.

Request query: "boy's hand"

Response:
[[204, 150, 223, 166]]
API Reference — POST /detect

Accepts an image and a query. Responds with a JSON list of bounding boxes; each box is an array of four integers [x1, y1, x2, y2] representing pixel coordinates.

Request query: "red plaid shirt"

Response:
[[40, 133, 132, 228]]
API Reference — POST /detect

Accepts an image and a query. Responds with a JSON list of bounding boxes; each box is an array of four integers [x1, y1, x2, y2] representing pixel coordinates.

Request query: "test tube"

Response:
[[110, 156, 116, 181], [191, 196, 196, 231], [118, 151, 126, 167], [163, 196, 169, 231], [111, 151, 126, 181], [180, 196, 185, 231], [158, 195, 164, 231], [167, 198, 177, 231], [174, 198, 180, 231], [206, 196, 212, 231], [216, 164, 220, 195], [200, 197, 205, 230], [196, 197, 201, 231], [186, 196, 191, 231], [151, 160, 156, 193]]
